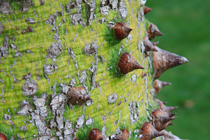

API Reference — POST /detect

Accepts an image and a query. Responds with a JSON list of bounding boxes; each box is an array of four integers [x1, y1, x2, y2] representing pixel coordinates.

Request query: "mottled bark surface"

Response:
[[0, 0, 164, 139]]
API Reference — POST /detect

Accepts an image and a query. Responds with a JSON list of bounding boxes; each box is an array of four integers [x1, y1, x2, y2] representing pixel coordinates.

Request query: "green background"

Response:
[[146, 0, 210, 139]]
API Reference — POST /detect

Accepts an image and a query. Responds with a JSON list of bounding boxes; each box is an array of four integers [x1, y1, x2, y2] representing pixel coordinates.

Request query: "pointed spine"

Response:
[[113, 22, 133, 40], [140, 122, 165, 140], [154, 79, 171, 95], [151, 109, 177, 131], [88, 128, 103, 140], [161, 130, 185, 140], [147, 23, 164, 40], [152, 41, 159, 46], [156, 99, 178, 113], [113, 129, 129, 140], [144, 6, 152, 15], [153, 46, 188, 79], [0, 133, 7, 140], [143, 37, 158, 52], [118, 52, 144, 74]]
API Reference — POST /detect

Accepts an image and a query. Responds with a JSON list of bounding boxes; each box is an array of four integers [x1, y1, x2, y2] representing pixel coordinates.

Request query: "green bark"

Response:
[[0, 0, 158, 139]]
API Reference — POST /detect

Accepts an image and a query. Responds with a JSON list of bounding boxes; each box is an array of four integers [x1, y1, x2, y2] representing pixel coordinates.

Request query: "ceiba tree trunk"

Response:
[[0, 0, 188, 140]]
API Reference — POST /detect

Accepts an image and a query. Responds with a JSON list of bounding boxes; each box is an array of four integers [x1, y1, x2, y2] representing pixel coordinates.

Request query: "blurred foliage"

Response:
[[146, 0, 210, 140]]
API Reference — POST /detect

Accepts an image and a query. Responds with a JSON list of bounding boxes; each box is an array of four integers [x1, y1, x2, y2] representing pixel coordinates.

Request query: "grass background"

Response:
[[146, 0, 210, 139]]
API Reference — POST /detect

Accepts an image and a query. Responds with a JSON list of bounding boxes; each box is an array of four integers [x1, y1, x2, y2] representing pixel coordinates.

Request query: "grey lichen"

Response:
[[22, 76, 38, 96], [75, 0, 82, 13], [17, 100, 33, 115], [20, 126, 28, 131], [47, 42, 62, 60], [71, 14, 85, 26], [66, 1, 75, 14], [109, 0, 118, 10], [10, 44, 18, 50], [49, 93, 68, 139], [79, 70, 87, 84], [84, 0, 96, 26], [75, 115, 85, 128], [32, 93, 48, 118], [69, 77, 76, 87], [0, 46, 9, 58], [86, 117, 94, 125], [25, 18, 36, 24], [83, 40, 98, 56], [43, 63, 58, 75], [45, 13, 57, 26], [74, 60, 78, 70], [0, 22, 4, 34], [14, 51, 22, 57], [0, 1, 12, 15], [50, 93, 67, 114], [68, 48, 76, 60], [20, 0, 32, 12], [64, 119, 74, 140], [12, 74, 19, 83], [59, 83, 71, 94], [0, 35, 10, 59], [129, 101, 140, 124], [118, 1, 128, 19], [89, 62, 97, 90], [107, 21, 115, 29], [100, 6, 110, 16], [108, 93, 118, 104], [4, 114, 11, 120], [3, 35, 9, 47]]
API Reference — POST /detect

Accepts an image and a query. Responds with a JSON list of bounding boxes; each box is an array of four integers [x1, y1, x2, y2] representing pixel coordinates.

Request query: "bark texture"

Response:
[[0, 0, 187, 140]]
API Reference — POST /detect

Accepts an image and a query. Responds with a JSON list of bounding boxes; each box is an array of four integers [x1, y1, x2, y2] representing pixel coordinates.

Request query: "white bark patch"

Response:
[[25, 18, 36, 24], [45, 13, 57, 26], [84, 0, 96, 26], [108, 93, 118, 104], [83, 40, 98, 55], [43, 63, 58, 75], [75, 115, 85, 128], [22, 78, 37, 96], [118, 1, 128, 19]]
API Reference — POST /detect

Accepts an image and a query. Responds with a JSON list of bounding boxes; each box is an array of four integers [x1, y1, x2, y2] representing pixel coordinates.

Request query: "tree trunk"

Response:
[[0, 0, 187, 140]]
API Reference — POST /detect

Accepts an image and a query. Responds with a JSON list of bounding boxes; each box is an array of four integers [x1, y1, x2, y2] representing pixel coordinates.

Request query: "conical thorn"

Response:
[[147, 23, 164, 40], [113, 22, 133, 40], [140, 122, 165, 140], [143, 37, 158, 52], [153, 46, 188, 79], [88, 128, 103, 140], [118, 52, 144, 74], [144, 6, 152, 15], [154, 79, 171, 95]]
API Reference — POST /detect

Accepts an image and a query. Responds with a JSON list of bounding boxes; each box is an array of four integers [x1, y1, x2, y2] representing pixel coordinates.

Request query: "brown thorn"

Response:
[[144, 6, 152, 15], [147, 23, 164, 40], [113, 22, 133, 40], [143, 37, 158, 52], [118, 52, 144, 74], [140, 122, 165, 140], [154, 79, 171, 95], [169, 113, 176, 117], [67, 86, 91, 106], [113, 129, 129, 140], [88, 128, 103, 140], [153, 46, 188, 79], [0, 133, 7, 140]]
